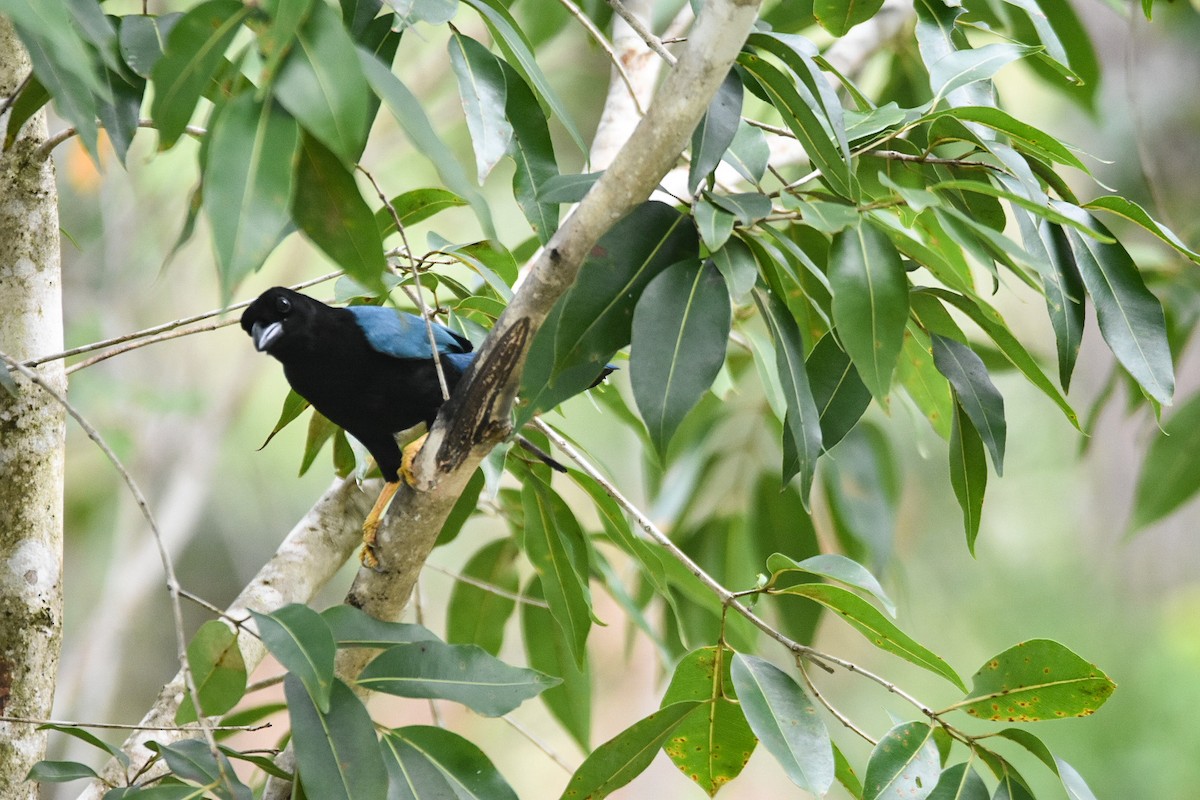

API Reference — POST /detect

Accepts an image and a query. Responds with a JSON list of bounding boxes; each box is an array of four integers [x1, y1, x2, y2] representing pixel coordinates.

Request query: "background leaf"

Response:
[[631, 260, 732, 460]]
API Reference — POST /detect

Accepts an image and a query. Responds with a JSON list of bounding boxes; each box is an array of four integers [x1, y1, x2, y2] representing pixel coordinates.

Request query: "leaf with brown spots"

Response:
[[942, 639, 1115, 722], [660, 647, 757, 796]]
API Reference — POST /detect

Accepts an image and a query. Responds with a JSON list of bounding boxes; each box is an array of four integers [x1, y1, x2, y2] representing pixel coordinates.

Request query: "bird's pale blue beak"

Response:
[[251, 321, 284, 352]]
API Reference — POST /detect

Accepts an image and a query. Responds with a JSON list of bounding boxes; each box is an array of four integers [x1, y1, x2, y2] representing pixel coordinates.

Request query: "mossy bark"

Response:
[[0, 17, 67, 799]]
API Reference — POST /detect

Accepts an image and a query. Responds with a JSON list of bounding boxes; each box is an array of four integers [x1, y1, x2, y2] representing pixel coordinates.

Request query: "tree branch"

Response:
[[340, 0, 766, 640], [75, 477, 376, 799]]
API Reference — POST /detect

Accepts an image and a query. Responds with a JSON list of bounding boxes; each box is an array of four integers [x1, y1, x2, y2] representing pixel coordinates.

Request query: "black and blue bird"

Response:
[[241, 286, 584, 567]]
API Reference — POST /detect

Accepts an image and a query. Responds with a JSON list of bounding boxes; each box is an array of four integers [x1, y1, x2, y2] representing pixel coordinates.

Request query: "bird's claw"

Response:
[[360, 523, 386, 572]]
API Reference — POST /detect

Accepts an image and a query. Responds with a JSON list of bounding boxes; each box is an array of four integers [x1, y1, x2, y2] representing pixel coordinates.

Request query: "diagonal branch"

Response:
[[340, 0, 767, 637], [75, 477, 377, 799]]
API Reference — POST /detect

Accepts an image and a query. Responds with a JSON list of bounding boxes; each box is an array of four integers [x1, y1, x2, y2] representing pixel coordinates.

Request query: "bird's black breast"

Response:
[[275, 311, 460, 480]]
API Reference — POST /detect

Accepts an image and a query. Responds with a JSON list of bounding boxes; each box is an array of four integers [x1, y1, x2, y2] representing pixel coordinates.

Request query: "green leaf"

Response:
[[949, 401, 988, 554], [1055, 757, 1101, 800], [929, 43, 1036, 101], [291, 132, 387, 288], [829, 222, 910, 403], [148, 739, 251, 800], [807, 331, 871, 451], [776, 583, 966, 690], [756, 290, 823, 504], [26, 761, 99, 783], [689, 70, 743, 194], [862, 721, 940, 800], [375, 188, 468, 238], [3, 74, 49, 151], [537, 171, 603, 203], [119, 13, 182, 79], [723, 121, 771, 185], [559, 701, 702, 800], [821, 424, 898, 569], [711, 239, 759, 302], [632, 260, 731, 460], [520, 202, 698, 421], [660, 647, 756, 796], [150, 0, 248, 150], [1084, 195, 1200, 265], [251, 604, 335, 713], [897, 323, 954, 439], [389, 0, 459, 28], [447, 538, 519, 655], [37, 723, 129, 767], [927, 762, 989, 800], [383, 727, 519, 800], [523, 577, 592, 750], [815, 0, 885, 36], [1056, 204, 1175, 404], [273, 0, 371, 163], [501, 60, 559, 243], [95, 54, 145, 166], [945, 639, 1116, 721], [1131, 391, 1200, 531], [358, 641, 560, 717], [448, 30, 513, 184], [6, 0, 103, 157], [766, 553, 896, 616], [694, 198, 736, 252], [176, 620, 246, 725], [737, 52, 854, 198], [204, 92, 298, 299], [359, 49, 495, 238], [286, 675, 388, 800], [461, 0, 586, 153], [1014, 215, 1085, 391], [925, 106, 1087, 171], [707, 192, 773, 227], [730, 654, 834, 796], [298, 408, 336, 476], [436, 467, 484, 546], [833, 742, 865, 799], [321, 603, 440, 648], [931, 335, 1005, 475], [520, 478, 592, 667], [917, 287, 1079, 430], [795, 200, 861, 234]]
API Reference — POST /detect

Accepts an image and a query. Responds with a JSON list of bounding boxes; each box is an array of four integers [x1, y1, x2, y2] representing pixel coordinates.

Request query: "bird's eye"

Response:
[[275, 296, 291, 314]]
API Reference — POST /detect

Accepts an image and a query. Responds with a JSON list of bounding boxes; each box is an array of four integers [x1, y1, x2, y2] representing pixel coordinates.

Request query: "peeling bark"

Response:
[[0, 17, 67, 800]]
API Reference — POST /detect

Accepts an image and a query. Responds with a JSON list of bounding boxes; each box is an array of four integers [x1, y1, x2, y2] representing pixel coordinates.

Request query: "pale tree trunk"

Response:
[[0, 17, 67, 800]]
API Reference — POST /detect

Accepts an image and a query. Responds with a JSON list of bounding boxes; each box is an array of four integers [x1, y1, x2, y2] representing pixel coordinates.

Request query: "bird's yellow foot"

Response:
[[399, 432, 427, 488], [360, 479, 400, 570]]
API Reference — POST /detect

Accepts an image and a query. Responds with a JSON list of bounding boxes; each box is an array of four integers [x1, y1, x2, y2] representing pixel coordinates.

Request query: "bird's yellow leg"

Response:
[[361, 480, 399, 569], [359, 433, 428, 569]]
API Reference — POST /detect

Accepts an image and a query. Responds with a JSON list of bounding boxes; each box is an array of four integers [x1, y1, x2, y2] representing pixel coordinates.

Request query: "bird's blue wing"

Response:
[[347, 306, 473, 360]]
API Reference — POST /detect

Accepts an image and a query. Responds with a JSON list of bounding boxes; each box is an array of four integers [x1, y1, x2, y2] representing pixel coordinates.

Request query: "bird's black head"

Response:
[[240, 287, 325, 357]]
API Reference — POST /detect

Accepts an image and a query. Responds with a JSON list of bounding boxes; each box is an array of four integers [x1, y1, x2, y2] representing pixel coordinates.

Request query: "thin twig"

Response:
[[0, 71, 31, 118], [607, 0, 676, 64], [34, 119, 208, 161], [244, 675, 286, 695], [65, 319, 233, 375], [0, 353, 226, 781], [424, 562, 550, 607], [797, 659, 877, 745], [0, 715, 269, 733], [533, 418, 945, 722], [178, 589, 257, 638], [499, 715, 578, 773], [357, 164, 450, 401], [557, 0, 645, 116], [23, 271, 342, 369]]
